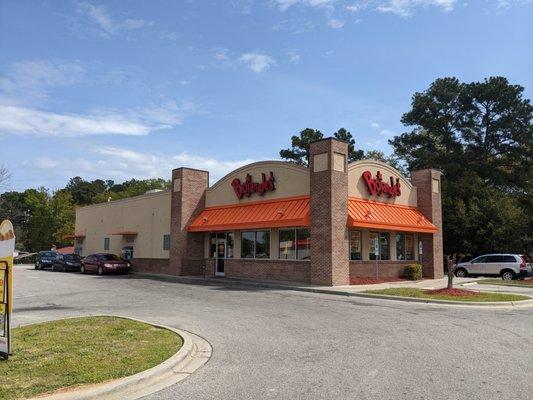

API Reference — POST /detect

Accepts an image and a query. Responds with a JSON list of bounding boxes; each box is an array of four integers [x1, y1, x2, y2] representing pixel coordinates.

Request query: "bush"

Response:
[[404, 264, 422, 280]]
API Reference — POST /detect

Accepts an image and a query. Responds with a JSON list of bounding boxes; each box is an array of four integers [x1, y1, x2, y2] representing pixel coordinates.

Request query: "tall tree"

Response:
[[333, 128, 365, 162], [390, 76, 533, 254], [279, 128, 323, 165]]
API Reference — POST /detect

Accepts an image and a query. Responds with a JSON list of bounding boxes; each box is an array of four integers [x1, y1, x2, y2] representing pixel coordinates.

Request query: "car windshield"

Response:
[[101, 254, 120, 261], [65, 254, 80, 261]]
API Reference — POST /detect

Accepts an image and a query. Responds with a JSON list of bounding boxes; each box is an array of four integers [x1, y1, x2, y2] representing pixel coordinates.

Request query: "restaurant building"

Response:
[[73, 138, 443, 285]]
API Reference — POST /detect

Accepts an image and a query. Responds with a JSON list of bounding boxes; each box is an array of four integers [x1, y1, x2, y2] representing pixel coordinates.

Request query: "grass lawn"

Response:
[[0, 316, 183, 400], [476, 278, 533, 287], [363, 287, 529, 302]]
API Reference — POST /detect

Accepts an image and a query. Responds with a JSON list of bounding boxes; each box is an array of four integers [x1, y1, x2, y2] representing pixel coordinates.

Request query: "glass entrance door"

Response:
[[215, 235, 226, 276]]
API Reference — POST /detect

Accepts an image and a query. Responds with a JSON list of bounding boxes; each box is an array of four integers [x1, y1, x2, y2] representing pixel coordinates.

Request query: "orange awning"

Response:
[[188, 196, 310, 232], [348, 197, 437, 233], [108, 230, 138, 235]]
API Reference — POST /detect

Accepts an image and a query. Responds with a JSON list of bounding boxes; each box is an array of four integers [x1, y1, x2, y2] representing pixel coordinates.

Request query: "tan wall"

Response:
[[205, 161, 310, 207], [74, 191, 171, 259], [348, 160, 417, 207]]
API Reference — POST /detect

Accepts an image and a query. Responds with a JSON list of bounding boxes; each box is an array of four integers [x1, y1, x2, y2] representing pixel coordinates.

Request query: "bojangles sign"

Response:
[[231, 172, 276, 199], [362, 170, 401, 198]]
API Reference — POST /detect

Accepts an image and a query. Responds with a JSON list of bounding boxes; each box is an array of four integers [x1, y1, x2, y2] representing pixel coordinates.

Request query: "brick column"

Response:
[[411, 169, 444, 279], [309, 138, 350, 286], [169, 167, 209, 276]]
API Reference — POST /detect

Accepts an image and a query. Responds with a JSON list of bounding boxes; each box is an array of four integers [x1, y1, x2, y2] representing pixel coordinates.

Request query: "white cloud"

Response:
[[0, 60, 85, 103], [272, 0, 334, 11], [213, 48, 230, 61], [371, 122, 380, 129], [379, 129, 396, 137], [22, 146, 260, 184], [76, 1, 154, 36], [0, 101, 197, 137], [239, 52, 277, 73], [287, 51, 301, 63], [327, 17, 345, 28], [376, 0, 456, 17]]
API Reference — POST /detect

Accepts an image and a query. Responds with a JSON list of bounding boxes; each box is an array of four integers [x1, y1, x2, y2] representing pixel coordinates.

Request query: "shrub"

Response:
[[404, 264, 422, 280]]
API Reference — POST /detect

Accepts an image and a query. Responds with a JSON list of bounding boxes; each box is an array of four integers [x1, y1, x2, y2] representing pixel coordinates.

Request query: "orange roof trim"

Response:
[[188, 195, 310, 232], [348, 197, 438, 233]]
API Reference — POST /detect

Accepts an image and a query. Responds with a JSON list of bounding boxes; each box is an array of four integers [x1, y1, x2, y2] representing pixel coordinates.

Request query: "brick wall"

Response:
[[350, 261, 414, 278], [205, 258, 311, 283], [169, 168, 209, 276], [411, 169, 444, 278], [309, 138, 350, 286], [132, 258, 169, 274]]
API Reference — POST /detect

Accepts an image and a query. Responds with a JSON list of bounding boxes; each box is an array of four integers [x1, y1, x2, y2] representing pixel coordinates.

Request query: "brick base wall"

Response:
[[350, 261, 420, 279], [132, 258, 169, 274], [205, 258, 311, 283]]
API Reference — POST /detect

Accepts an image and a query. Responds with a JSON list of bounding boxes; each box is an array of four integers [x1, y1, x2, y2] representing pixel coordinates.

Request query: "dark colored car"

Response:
[[52, 253, 82, 272], [80, 253, 130, 275], [35, 251, 59, 270]]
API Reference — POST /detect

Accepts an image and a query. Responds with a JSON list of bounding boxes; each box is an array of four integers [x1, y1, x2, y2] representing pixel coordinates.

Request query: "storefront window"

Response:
[[279, 229, 296, 259], [296, 228, 310, 260], [369, 232, 389, 260], [349, 230, 362, 260], [255, 231, 270, 258], [241, 231, 256, 258], [396, 233, 414, 260], [210, 233, 217, 258]]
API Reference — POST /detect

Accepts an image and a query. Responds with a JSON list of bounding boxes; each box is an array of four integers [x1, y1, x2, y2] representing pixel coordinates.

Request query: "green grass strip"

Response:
[[0, 316, 183, 400], [363, 288, 529, 302]]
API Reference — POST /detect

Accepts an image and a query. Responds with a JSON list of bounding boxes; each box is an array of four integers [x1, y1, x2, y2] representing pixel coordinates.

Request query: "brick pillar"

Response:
[[309, 138, 350, 286], [169, 167, 209, 276], [411, 169, 444, 279]]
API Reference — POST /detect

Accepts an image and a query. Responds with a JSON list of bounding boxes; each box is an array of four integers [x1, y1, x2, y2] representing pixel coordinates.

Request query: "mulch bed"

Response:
[[426, 288, 479, 297], [350, 277, 409, 285], [519, 279, 533, 285]]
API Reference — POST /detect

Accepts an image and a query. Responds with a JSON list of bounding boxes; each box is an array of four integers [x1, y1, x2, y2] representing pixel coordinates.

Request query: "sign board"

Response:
[[418, 241, 423, 255], [362, 170, 401, 198], [231, 172, 276, 199], [0, 220, 15, 359], [373, 238, 379, 254]]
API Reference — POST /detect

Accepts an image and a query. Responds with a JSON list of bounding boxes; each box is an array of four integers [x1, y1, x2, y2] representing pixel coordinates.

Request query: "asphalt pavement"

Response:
[[12, 264, 533, 400]]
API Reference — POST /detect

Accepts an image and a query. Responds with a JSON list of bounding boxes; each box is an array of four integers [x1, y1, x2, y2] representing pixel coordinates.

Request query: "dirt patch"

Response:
[[426, 288, 479, 297]]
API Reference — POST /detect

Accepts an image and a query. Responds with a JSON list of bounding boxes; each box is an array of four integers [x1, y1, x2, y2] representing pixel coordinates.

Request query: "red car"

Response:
[[80, 253, 130, 275]]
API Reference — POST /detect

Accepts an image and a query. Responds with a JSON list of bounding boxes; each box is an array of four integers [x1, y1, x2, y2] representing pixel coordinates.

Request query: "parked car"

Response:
[[454, 254, 532, 280], [80, 253, 131, 275], [52, 253, 82, 272], [35, 251, 59, 270]]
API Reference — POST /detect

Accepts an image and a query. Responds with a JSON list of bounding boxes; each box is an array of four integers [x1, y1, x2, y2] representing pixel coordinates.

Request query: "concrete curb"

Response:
[[29, 315, 212, 400], [132, 272, 533, 308]]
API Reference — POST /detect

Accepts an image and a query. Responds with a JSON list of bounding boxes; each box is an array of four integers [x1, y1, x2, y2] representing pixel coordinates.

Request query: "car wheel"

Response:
[[455, 268, 468, 278], [80, 265, 86, 274], [35, 263, 39, 270], [62, 265, 67, 272], [97, 266, 103, 276], [501, 270, 515, 281], [51, 264, 55, 272]]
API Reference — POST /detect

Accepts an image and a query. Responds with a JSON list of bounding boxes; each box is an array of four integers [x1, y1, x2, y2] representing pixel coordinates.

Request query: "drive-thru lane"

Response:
[[12, 265, 533, 400]]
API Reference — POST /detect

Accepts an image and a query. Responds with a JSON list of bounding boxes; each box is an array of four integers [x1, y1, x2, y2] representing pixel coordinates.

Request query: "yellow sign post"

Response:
[[0, 220, 15, 359]]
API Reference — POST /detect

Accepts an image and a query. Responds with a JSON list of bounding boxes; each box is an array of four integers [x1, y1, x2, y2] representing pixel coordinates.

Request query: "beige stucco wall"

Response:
[[205, 161, 310, 207], [348, 160, 417, 207], [74, 191, 171, 259]]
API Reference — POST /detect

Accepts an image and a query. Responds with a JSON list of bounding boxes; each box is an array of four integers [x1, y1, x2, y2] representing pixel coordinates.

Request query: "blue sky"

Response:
[[1, 0, 532, 191]]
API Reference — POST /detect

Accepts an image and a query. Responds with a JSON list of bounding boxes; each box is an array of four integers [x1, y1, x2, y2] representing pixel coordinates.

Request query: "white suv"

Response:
[[454, 254, 532, 280]]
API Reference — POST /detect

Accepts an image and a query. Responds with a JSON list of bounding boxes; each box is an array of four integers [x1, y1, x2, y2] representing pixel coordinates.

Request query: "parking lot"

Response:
[[12, 264, 533, 400]]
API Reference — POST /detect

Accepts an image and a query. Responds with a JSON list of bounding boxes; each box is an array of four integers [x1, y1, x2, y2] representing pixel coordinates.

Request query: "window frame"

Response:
[[241, 229, 271, 259], [278, 227, 310, 260], [163, 234, 171, 251], [349, 230, 362, 261], [103, 237, 110, 251]]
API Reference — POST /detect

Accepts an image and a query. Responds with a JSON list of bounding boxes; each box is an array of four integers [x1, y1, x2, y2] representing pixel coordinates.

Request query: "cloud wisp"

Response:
[[22, 146, 260, 184], [239, 52, 277, 73]]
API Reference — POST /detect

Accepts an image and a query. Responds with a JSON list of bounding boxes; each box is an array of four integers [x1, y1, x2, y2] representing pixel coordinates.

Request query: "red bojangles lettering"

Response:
[[231, 172, 276, 199], [362, 170, 401, 198]]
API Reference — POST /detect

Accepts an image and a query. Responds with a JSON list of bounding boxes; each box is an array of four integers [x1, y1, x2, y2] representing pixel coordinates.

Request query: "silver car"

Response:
[[454, 254, 532, 280]]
